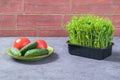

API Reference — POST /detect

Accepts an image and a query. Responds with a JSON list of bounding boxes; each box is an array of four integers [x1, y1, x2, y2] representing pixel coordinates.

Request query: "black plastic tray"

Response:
[[67, 43, 112, 60]]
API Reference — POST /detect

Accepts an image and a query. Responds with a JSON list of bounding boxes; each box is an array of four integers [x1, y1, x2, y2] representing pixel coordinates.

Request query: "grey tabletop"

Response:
[[0, 37, 120, 80]]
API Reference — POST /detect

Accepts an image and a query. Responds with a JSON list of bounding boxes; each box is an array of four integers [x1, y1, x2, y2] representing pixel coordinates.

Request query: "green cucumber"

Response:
[[20, 42, 38, 56], [24, 48, 48, 57], [9, 47, 21, 56]]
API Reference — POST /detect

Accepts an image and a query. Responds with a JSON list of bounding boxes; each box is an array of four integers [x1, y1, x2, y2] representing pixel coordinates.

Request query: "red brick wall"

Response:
[[0, 0, 120, 37]]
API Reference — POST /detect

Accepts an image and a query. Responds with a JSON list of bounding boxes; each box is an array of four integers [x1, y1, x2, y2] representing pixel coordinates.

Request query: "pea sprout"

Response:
[[65, 15, 114, 48]]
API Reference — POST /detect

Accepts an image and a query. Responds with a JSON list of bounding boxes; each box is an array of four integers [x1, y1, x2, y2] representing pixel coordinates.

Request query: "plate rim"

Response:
[[6, 46, 54, 60]]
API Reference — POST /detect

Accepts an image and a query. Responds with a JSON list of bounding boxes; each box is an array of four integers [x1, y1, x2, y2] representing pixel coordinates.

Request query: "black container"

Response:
[[67, 42, 112, 60]]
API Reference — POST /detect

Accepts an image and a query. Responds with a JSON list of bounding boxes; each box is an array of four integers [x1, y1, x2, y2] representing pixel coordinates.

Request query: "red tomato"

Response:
[[36, 40, 47, 48], [14, 38, 30, 50]]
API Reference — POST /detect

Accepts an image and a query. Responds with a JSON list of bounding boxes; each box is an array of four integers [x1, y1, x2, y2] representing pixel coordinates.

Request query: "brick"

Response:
[[72, 0, 120, 5], [40, 30, 68, 37], [64, 15, 73, 24], [97, 15, 111, 20], [0, 0, 22, 13], [24, 0, 70, 14], [114, 29, 120, 36], [0, 15, 14, 28], [112, 15, 120, 28], [17, 15, 62, 29], [0, 30, 37, 37], [72, 0, 120, 14]]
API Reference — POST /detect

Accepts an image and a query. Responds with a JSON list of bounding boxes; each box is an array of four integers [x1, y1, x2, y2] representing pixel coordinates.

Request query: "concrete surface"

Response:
[[0, 37, 120, 80]]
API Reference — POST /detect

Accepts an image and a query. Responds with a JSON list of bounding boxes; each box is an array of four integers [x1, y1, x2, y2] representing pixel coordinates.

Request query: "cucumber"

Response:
[[9, 47, 21, 56], [24, 48, 48, 57], [20, 42, 38, 56]]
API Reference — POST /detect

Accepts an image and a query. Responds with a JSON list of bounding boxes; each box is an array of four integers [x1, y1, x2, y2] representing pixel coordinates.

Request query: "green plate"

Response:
[[6, 46, 54, 60]]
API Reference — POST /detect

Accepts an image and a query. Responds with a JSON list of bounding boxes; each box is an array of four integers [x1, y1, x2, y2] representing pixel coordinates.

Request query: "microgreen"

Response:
[[65, 15, 114, 48]]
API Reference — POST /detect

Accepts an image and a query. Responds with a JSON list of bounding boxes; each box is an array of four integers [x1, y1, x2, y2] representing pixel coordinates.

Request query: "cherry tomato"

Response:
[[14, 38, 30, 50], [36, 40, 47, 48]]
